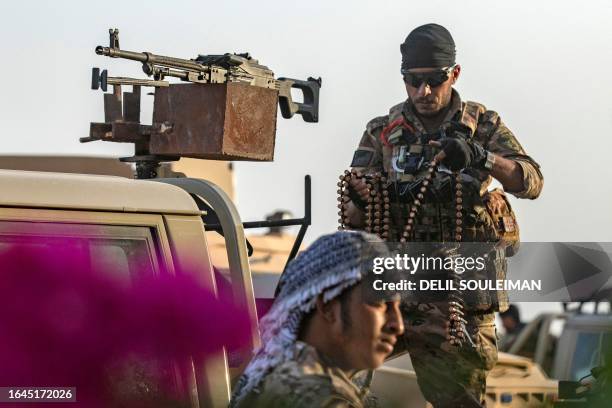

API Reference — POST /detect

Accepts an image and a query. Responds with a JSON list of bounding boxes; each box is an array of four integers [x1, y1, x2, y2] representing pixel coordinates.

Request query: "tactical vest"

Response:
[[379, 102, 495, 240], [378, 101, 512, 312]]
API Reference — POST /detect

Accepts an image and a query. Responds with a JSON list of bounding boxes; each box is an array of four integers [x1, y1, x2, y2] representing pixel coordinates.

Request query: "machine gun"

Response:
[[83, 28, 318, 268], [82, 28, 321, 179]]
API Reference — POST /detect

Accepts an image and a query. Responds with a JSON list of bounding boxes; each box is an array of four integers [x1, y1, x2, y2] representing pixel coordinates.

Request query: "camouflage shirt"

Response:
[[237, 341, 366, 408]]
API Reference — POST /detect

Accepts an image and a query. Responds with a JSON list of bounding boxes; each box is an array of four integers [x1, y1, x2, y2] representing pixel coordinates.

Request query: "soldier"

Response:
[[342, 24, 543, 407], [230, 231, 404, 408], [499, 304, 527, 351]]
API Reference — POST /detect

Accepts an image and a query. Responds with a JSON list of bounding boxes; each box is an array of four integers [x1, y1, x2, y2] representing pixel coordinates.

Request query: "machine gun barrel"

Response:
[[95, 46, 206, 73], [93, 29, 321, 123]]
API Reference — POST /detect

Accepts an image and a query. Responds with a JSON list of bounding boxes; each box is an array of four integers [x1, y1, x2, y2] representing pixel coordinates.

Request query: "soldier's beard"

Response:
[[414, 93, 452, 118]]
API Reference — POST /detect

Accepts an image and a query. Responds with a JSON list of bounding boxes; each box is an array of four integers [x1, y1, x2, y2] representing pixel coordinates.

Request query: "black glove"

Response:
[[439, 137, 487, 171]]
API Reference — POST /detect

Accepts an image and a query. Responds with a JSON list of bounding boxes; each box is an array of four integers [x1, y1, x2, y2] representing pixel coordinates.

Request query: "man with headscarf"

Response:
[[230, 230, 404, 408], [342, 24, 543, 407]]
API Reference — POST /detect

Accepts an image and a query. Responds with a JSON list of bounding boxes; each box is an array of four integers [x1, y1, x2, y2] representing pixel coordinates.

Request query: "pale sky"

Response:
[[2, 0, 611, 253]]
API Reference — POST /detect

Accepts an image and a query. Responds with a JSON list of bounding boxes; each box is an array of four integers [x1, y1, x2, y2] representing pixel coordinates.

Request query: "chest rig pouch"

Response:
[[483, 188, 520, 256], [390, 139, 451, 203], [388, 123, 465, 204]]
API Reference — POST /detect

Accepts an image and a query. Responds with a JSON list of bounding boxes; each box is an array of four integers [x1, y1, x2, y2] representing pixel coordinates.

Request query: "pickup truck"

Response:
[[0, 168, 260, 407]]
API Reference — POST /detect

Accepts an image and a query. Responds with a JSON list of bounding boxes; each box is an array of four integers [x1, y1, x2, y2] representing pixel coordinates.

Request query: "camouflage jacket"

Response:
[[349, 90, 543, 311], [237, 341, 366, 408]]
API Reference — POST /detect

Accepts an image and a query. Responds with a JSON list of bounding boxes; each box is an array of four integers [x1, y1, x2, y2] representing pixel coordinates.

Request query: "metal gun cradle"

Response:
[[84, 28, 321, 175]]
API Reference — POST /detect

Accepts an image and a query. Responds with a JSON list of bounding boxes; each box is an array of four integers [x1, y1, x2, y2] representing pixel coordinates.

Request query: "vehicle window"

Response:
[[569, 332, 602, 380], [0, 220, 191, 405], [0, 221, 160, 281]]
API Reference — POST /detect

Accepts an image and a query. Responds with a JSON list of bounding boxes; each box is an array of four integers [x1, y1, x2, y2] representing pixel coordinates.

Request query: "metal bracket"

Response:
[[92, 67, 169, 92], [200, 175, 311, 268]]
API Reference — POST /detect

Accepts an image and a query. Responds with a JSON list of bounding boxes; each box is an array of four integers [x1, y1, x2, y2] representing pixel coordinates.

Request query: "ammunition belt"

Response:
[[338, 163, 471, 349]]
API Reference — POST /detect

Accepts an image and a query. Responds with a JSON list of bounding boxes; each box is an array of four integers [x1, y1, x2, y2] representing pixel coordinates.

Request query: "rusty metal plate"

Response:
[[150, 83, 278, 161], [88, 122, 149, 144]]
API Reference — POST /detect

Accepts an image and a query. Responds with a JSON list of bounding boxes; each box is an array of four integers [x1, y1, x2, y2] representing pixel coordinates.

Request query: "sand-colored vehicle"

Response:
[[0, 168, 262, 407], [373, 352, 558, 407]]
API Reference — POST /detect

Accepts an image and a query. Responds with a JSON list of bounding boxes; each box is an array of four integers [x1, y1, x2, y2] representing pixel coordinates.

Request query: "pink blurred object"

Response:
[[0, 240, 251, 407]]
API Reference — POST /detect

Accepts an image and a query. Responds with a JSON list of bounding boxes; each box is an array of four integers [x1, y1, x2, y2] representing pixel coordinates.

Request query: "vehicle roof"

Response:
[[488, 352, 558, 390], [496, 352, 532, 369], [0, 169, 201, 215]]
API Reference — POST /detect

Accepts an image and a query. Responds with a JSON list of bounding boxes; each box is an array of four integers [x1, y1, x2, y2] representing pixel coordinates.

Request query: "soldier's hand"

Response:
[[348, 172, 370, 206], [430, 138, 487, 171]]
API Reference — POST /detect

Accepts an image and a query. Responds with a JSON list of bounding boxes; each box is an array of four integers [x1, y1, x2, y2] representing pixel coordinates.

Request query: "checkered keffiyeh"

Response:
[[230, 230, 385, 406]]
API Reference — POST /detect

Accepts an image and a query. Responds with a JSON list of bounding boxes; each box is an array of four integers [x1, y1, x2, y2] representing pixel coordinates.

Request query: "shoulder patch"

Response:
[[350, 149, 375, 167]]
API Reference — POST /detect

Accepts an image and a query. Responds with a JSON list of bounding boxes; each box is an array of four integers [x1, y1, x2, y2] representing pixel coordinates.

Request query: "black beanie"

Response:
[[400, 23, 456, 71]]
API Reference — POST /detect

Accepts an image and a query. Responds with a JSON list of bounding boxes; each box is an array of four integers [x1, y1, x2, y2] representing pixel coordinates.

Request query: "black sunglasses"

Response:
[[402, 66, 454, 88]]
